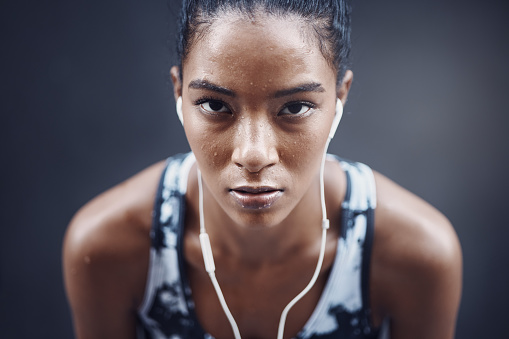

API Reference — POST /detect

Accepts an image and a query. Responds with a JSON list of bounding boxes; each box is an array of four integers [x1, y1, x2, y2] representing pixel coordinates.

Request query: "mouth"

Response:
[[229, 186, 283, 209]]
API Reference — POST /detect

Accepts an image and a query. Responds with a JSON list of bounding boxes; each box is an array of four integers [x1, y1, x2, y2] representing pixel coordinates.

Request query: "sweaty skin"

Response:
[[63, 11, 462, 339]]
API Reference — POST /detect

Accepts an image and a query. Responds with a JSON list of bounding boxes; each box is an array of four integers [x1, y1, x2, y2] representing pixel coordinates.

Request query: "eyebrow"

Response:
[[187, 79, 325, 98], [274, 82, 325, 98], [188, 80, 235, 97]]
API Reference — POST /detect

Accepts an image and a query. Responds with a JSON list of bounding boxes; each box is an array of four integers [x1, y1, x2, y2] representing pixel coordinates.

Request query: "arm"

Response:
[[371, 172, 462, 339], [63, 216, 146, 339], [63, 162, 164, 339]]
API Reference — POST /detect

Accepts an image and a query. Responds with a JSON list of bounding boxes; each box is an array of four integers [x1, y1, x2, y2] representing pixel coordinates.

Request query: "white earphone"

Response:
[[330, 98, 343, 140], [190, 96, 345, 339], [176, 96, 183, 125]]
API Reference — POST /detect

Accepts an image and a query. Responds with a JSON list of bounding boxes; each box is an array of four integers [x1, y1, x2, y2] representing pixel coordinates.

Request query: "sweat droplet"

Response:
[[214, 152, 218, 156]]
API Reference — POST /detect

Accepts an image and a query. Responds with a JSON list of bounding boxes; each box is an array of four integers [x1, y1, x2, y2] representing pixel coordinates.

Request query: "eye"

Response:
[[200, 100, 230, 113], [279, 103, 312, 115]]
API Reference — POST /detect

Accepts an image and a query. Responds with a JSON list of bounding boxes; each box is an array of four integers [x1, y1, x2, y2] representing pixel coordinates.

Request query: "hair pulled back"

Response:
[[176, 0, 352, 84]]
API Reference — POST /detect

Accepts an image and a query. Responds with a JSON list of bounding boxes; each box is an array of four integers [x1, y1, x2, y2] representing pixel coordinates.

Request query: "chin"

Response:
[[228, 204, 291, 229]]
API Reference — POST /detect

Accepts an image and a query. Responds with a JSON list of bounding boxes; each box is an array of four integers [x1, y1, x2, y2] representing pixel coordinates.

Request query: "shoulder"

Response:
[[63, 160, 167, 301], [372, 170, 461, 271], [62, 160, 167, 337], [370, 171, 462, 337]]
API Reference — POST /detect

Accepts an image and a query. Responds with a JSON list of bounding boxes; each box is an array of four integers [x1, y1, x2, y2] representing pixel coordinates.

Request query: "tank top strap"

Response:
[[137, 152, 205, 339], [336, 156, 377, 212], [339, 156, 379, 336], [148, 152, 194, 251], [297, 155, 380, 338]]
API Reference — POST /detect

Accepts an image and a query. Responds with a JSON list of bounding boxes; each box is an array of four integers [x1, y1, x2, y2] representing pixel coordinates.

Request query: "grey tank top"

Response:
[[137, 152, 385, 338]]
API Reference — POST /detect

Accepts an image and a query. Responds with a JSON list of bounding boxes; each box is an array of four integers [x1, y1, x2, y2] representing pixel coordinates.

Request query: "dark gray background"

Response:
[[1, 0, 508, 338]]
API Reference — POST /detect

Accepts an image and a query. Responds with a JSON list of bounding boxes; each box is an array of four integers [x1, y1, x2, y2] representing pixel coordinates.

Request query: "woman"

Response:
[[63, 0, 462, 338]]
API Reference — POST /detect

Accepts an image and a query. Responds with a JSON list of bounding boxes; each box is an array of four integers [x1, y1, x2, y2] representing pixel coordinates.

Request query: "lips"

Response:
[[229, 186, 283, 209]]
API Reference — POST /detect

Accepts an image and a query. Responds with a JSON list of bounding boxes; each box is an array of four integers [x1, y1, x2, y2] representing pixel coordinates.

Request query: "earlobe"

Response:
[[337, 70, 353, 106]]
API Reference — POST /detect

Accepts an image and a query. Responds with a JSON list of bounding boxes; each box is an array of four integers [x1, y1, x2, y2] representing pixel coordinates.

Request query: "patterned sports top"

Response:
[[137, 152, 386, 338]]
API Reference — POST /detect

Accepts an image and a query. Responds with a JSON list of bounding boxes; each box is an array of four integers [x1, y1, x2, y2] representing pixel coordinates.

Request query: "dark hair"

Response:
[[176, 0, 352, 85]]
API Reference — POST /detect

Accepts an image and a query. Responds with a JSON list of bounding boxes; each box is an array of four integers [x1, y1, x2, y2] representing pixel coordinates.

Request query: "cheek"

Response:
[[279, 127, 328, 182], [184, 119, 234, 171]]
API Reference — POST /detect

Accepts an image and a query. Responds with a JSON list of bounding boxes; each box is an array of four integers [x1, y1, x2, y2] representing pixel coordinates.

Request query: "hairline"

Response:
[[179, 7, 340, 84]]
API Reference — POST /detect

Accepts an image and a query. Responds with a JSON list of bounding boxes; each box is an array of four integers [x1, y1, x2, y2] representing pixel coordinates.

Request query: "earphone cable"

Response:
[[276, 137, 331, 339], [197, 102, 340, 339], [198, 169, 242, 339], [208, 272, 242, 339]]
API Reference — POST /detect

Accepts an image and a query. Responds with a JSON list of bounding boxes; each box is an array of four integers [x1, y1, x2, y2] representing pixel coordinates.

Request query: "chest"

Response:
[[187, 258, 332, 339]]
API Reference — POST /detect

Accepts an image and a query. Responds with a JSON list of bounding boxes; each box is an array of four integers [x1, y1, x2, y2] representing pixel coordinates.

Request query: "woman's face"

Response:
[[174, 13, 349, 228]]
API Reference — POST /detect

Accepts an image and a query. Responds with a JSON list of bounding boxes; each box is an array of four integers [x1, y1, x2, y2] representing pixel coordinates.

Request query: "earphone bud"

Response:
[[329, 99, 343, 140], [176, 96, 183, 125]]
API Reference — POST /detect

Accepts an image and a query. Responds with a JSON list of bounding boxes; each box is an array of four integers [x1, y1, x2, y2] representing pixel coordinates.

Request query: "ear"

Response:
[[170, 66, 182, 101], [337, 70, 353, 105]]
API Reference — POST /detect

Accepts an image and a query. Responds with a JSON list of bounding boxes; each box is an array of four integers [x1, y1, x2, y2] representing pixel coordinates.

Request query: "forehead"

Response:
[[182, 12, 336, 93]]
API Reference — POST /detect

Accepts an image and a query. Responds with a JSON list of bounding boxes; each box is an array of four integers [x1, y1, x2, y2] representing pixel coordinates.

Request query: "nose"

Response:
[[231, 118, 279, 173]]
